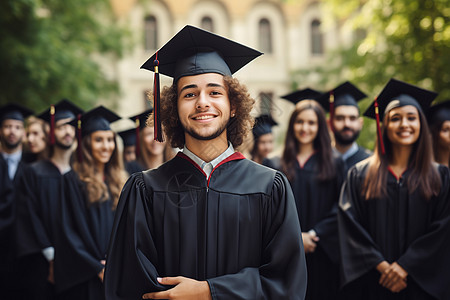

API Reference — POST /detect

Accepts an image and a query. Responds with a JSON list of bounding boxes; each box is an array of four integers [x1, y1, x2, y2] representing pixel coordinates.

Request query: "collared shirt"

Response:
[[341, 142, 359, 162], [182, 143, 235, 178], [2, 150, 22, 180]]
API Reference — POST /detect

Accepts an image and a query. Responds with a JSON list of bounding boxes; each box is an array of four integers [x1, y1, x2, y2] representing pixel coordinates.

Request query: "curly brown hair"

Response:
[[147, 76, 255, 149]]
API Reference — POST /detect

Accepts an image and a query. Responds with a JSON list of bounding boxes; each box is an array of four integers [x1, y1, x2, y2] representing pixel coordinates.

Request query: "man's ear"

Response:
[[231, 105, 236, 117], [358, 117, 364, 130]]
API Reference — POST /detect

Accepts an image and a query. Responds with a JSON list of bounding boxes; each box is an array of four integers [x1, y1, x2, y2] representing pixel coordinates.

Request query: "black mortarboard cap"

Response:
[[129, 109, 153, 130], [69, 105, 120, 136], [280, 88, 323, 105], [141, 25, 263, 142], [118, 128, 137, 147], [364, 78, 437, 120], [37, 99, 84, 145], [317, 81, 367, 112], [426, 100, 450, 125], [0, 103, 33, 123], [37, 99, 83, 124], [253, 114, 278, 139]]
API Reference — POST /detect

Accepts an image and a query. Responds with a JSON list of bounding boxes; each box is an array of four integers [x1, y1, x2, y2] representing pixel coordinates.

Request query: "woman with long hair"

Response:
[[125, 109, 175, 174], [281, 99, 344, 300], [338, 79, 450, 300], [427, 100, 450, 167], [24, 116, 49, 162], [54, 106, 127, 300]]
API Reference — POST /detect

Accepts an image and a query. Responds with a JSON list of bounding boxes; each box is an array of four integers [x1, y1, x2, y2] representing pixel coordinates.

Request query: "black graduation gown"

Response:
[[125, 159, 145, 175], [338, 162, 450, 300], [105, 152, 307, 300], [342, 146, 372, 173], [289, 153, 345, 300], [54, 170, 115, 300], [15, 160, 64, 299], [0, 155, 35, 298], [262, 156, 281, 170]]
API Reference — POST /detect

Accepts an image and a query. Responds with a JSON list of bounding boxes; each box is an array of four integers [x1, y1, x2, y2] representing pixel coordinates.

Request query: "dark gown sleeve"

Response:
[[206, 172, 307, 300], [104, 172, 166, 299], [0, 157, 14, 238], [396, 166, 450, 300], [310, 157, 345, 264], [54, 172, 105, 293], [337, 166, 386, 287], [15, 167, 52, 257]]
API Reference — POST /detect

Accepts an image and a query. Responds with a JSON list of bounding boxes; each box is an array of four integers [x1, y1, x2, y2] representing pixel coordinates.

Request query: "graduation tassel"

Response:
[[135, 117, 141, 158], [76, 114, 83, 162], [329, 91, 335, 131], [50, 105, 55, 145], [374, 97, 385, 155], [153, 52, 163, 142]]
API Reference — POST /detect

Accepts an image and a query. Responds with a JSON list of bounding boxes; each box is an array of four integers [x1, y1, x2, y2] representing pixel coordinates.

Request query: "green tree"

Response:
[[291, 0, 450, 150], [0, 0, 129, 112]]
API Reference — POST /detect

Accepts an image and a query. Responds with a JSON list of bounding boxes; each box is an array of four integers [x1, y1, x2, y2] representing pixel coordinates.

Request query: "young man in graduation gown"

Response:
[[0, 103, 34, 298], [15, 99, 82, 299], [105, 25, 307, 300], [317, 82, 372, 173]]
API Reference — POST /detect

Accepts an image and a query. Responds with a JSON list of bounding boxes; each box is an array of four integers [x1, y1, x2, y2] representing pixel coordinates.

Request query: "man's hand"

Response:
[[142, 276, 212, 300], [47, 260, 54, 284], [302, 232, 319, 253], [379, 262, 408, 293], [98, 260, 106, 282]]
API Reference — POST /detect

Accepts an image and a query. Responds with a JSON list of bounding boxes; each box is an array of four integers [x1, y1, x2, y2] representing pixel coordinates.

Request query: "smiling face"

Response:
[[386, 105, 421, 147], [90, 130, 116, 166], [54, 118, 76, 150], [438, 120, 450, 149], [142, 126, 166, 156], [294, 108, 319, 147], [177, 73, 235, 144]]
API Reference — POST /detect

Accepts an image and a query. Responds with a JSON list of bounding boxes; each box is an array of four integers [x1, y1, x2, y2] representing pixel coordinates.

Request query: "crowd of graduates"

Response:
[[1, 25, 450, 300]]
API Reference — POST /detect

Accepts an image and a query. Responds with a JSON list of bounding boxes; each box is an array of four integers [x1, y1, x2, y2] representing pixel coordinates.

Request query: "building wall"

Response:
[[109, 0, 348, 150]]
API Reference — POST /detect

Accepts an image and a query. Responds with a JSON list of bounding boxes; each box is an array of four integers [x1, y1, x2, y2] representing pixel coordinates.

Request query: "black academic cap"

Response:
[[118, 128, 137, 147], [427, 100, 450, 125], [253, 114, 278, 139], [129, 109, 153, 130], [37, 99, 84, 145], [317, 81, 367, 112], [141, 25, 263, 142], [0, 103, 33, 123], [37, 99, 83, 124], [364, 78, 438, 120], [69, 105, 121, 136], [280, 88, 323, 105], [141, 25, 263, 81]]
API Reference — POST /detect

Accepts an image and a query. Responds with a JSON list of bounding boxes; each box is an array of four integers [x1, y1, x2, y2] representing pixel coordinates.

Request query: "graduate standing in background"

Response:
[[125, 108, 175, 174], [23, 116, 49, 163], [317, 81, 372, 173], [15, 99, 83, 299], [281, 99, 345, 300], [54, 106, 127, 300], [250, 114, 278, 167], [105, 25, 307, 300], [338, 79, 450, 300], [426, 100, 450, 167], [118, 127, 137, 165], [0, 103, 34, 298]]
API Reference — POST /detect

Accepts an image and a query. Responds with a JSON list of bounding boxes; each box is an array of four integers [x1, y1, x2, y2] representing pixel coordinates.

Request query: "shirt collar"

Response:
[[341, 142, 359, 161], [182, 143, 235, 170], [2, 149, 22, 163]]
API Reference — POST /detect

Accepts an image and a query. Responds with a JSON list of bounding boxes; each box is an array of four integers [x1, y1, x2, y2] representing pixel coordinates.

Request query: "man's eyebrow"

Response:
[[179, 84, 198, 93], [207, 83, 225, 89]]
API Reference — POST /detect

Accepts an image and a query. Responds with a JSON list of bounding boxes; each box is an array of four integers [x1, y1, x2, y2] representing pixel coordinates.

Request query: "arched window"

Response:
[[259, 18, 272, 54], [201, 16, 214, 32], [311, 19, 323, 55], [144, 15, 157, 50]]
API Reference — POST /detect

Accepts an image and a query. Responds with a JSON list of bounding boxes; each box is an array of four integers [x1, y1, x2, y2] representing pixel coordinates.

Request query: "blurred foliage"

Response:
[[0, 0, 130, 113], [291, 0, 450, 151]]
